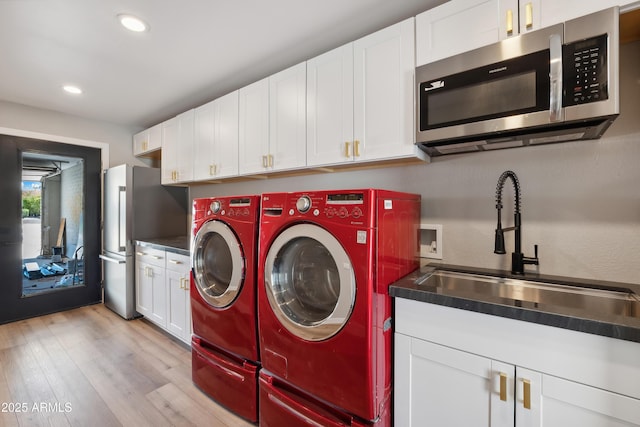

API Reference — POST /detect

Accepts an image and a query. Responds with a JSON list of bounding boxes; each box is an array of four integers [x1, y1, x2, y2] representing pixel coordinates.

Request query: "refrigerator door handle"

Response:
[[99, 254, 127, 264], [118, 186, 127, 252]]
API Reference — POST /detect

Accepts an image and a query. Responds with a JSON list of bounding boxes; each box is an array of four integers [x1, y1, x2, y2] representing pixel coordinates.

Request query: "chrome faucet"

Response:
[[494, 170, 539, 275]]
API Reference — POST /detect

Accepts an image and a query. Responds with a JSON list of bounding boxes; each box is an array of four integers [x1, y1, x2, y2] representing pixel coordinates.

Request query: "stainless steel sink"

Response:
[[415, 269, 640, 318]]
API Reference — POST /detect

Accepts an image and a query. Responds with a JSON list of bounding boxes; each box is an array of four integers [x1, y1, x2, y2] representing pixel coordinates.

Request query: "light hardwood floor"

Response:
[[0, 304, 254, 427]]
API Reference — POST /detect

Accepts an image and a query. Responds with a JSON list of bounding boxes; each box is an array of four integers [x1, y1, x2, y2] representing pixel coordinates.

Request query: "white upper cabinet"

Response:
[[416, 0, 509, 66], [133, 123, 162, 156], [161, 116, 178, 185], [193, 91, 239, 181], [239, 63, 307, 176], [238, 78, 270, 175], [269, 62, 307, 172], [417, 0, 637, 66], [353, 17, 418, 162], [521, 0, 638, 32], [307, 18, 422, 167], [161, 110, 194, 185], [306, 44, 354, 167]]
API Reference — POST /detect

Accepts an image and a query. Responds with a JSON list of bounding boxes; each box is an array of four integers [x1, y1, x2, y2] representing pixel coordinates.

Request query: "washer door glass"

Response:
[[264, 223, 355, 341], [192, 220, 244, 308]]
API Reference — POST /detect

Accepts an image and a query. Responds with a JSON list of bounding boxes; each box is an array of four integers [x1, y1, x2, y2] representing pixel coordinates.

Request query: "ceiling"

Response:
[[0, 0, 445, 130]]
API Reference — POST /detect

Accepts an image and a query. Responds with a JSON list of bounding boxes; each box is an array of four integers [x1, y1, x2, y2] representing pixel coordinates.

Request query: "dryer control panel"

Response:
[[261, 191, 373, 227], [193, 196, 259, 223]]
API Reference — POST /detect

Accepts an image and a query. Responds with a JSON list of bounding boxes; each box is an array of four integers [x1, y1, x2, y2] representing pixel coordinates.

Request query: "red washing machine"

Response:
[[257, 189, 420, 426], [190, 195, 260, 422]]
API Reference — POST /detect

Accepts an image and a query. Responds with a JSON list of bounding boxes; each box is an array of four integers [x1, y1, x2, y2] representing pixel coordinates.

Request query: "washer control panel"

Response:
[[265, 192, 369, 224], [195, 196, 257, 220]]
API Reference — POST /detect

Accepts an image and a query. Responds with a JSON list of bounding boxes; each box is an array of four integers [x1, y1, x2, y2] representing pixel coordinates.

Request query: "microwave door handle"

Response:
[[549, 33, 563, 122]]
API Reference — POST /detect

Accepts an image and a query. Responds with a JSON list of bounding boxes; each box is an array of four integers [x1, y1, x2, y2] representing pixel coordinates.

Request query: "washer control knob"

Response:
[[296, 196, 312, 213], [210, 200, 222, 214]]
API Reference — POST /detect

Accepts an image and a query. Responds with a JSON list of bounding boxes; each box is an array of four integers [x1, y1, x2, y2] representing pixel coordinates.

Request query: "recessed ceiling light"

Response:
[[118, 14, 149, 32], [63, 85, 83, 95]]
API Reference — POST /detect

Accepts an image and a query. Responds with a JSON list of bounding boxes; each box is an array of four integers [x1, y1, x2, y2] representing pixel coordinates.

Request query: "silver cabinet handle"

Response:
[[99, 254, 126, 264]]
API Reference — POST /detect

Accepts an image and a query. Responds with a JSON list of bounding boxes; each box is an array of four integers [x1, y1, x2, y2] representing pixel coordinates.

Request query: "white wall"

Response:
[[190, 40, 640, 285], [0, 100, 141, 168]]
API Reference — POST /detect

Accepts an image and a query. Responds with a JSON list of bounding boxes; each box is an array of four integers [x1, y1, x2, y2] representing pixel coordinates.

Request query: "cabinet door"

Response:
[[269, 62, 307, 171], [354, 17, 416, 161], [133, 129, 149, 156], [148, 264, 167, 327], [161, 116, 179, 185], [166, 268, 189, 342], [416, 0, 507, 66], [134, 125, 162, 156], [214, 91, 239, 178], [135, 261, 152, 318], [176, 109, 194, 183], [193, 92, 239, 181], [306, 44, 354, 167], [166, 252, 191, 344], [193, 99, 216, 181], [135, 261, 166, 327], [532, 1, 628, 31], [516, 367, 640, 427], [239, 78, 270, 175], [395, 333, 513, 427]]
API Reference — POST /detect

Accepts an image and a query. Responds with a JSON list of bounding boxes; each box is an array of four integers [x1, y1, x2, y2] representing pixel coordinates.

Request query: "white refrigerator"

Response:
[[100, 165, 187, 319]]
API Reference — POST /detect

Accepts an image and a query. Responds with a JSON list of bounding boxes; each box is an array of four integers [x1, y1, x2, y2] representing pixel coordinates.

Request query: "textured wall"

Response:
[[190, 40, 640, 285]]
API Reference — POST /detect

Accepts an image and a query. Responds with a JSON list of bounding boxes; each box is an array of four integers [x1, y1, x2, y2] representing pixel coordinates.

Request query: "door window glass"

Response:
[[192, 220, 244, 308], [271, 236, 340, 325], [264, 223, 355, 341], [199, 232, 233, 297]]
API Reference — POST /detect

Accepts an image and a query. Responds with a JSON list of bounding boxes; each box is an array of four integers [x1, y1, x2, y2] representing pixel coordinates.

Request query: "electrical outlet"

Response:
[[420, 224, 443, 259]]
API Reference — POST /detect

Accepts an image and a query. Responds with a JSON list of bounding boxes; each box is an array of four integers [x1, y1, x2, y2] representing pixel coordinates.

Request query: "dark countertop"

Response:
[[390, 263, 640, 344], [135, 236, 190, 256]]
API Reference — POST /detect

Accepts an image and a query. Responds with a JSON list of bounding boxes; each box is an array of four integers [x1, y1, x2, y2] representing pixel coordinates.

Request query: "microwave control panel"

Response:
[[563, 34, 608, 106]]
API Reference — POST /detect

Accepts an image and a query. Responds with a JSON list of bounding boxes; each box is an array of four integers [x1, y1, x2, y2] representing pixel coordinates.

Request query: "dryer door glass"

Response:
[[264, 224, 355, 341], [192, 220, 245, 307]]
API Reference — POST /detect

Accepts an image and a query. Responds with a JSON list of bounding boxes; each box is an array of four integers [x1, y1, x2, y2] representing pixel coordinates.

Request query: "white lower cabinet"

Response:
[[135, 245, 191, 345], [165, 252, 191, 344], [135, 246, 166, 327], [394, 299, 640, 427]]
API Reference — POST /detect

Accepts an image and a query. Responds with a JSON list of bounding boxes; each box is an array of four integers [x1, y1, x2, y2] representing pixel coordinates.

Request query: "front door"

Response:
[[0, 134, 102, 323]]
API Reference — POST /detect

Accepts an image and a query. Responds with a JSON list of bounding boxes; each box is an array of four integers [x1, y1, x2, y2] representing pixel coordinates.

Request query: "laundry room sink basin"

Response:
[[416, 269, 640, 318]]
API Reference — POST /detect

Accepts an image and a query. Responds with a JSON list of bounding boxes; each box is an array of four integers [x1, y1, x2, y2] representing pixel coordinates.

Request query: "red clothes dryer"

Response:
[[257, 189, 420, 426], [190, 195, 260, 422]]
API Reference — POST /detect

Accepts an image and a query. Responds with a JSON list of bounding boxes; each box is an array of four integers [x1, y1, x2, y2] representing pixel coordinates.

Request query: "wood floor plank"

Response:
[[147, 382, 227, 427], [0, 320, 26, 351], [1, 344, 68, 427], [0, 304, 258, 427], [0, 349, 20, 427], [72, 352, 173, 426], [29, 335, 121, 427]]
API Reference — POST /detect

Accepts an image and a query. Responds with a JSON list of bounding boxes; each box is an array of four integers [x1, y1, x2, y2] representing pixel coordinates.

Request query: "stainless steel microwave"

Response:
[[415, 7, 619, 156]]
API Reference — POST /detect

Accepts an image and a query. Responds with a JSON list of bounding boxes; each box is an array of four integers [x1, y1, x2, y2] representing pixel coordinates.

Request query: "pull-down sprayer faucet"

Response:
[[494, 170, 539, 275]]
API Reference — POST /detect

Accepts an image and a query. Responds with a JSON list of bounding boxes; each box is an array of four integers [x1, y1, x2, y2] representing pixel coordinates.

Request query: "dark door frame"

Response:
[[0, 134, 102, 323]]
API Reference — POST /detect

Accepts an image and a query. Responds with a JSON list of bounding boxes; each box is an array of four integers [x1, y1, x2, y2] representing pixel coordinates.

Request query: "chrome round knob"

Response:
[[296, 196, 312, 213], [210, 200, 222, 214]]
